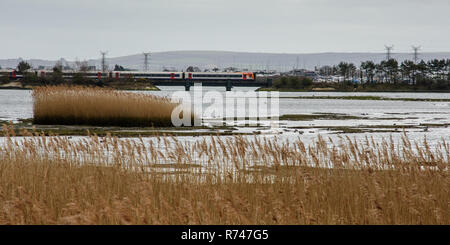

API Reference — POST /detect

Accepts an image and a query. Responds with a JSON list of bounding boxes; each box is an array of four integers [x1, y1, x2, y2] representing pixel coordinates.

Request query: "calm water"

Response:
[[0, 88, 449, 144], [0, 89, 33, 121]]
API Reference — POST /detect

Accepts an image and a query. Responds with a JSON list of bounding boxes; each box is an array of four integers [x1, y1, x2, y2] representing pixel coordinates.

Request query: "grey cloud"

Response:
[[0, 0, 448, 60]]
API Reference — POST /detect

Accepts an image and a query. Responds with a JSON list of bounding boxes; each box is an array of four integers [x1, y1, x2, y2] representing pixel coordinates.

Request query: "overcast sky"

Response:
[[1, 0, 449, 60]]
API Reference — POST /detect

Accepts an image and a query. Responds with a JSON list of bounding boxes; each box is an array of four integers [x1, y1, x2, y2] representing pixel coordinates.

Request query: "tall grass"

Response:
[[0, 126, 448, 224], [33, 86, 179, 127]]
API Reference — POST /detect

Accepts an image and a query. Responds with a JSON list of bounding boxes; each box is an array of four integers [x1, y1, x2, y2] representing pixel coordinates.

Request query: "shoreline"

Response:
[[256, 87, 450, 93]]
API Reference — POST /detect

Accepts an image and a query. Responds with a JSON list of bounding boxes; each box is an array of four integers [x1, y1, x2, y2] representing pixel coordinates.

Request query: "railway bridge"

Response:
[[152, 79, 271, 91]]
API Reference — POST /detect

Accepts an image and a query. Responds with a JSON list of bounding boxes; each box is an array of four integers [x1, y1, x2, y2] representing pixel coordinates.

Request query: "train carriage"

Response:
[[188, 72, 255, 81], [1, 69, 255, 82]]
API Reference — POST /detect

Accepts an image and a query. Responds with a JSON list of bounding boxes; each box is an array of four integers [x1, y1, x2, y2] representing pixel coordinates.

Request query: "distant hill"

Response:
[[1, 50, 449, 71]]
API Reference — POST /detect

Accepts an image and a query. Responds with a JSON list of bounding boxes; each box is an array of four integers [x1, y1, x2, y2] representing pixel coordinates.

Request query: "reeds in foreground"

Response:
[[33, 86, 179, 127], [0, 127, 448, 224]]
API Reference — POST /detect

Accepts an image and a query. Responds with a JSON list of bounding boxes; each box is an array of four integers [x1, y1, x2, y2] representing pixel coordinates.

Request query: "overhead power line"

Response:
[[143, 52, 150, 71], [412, 46, 421, 64], [384, 45, 394, 60], [100, 51, 108, 72]]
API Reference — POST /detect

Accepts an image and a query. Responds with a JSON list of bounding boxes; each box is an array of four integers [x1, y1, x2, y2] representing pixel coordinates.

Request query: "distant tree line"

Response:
[[316, 58, 449, 84], [272, 58, 449, 91], [273, 76, 313, 90]]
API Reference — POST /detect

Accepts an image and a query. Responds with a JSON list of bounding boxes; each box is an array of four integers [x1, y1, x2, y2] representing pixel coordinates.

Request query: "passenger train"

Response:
[[0, 70, 256, 81]]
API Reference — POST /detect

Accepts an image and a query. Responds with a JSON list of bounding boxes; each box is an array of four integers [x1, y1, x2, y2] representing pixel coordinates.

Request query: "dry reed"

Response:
[[0, 126, 448, 225], [33, 86, 179, 127]]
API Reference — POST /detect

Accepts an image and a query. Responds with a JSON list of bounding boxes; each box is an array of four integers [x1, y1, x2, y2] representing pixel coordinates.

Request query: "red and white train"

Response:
[[0, 70, 256, 81]]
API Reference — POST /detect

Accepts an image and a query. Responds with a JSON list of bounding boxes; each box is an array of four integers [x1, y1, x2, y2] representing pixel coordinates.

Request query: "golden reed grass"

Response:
[[0, 125, 448, 224], [33, 86, 179, 127]]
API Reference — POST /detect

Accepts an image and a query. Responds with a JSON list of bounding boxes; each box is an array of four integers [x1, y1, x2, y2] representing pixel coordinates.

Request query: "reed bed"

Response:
[[0, 126, 448, 224], [33, 86, 179, 127]]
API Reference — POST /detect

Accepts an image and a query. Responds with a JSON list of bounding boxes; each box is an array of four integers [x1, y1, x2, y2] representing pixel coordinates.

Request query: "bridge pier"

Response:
[[226, 80, 232, 91], [150, 78, 267, 89]]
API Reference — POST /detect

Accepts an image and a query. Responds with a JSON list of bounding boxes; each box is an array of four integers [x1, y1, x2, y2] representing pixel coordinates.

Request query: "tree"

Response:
[[373, 63, 383, 83], [380, 59, 398, 83], [348, 63, 356, 81], [439, 59, 447, 79], [302, 77, 313, 87], [387, 59, 399, 83], [400, 60, 416, 83], [186, 66, 201, 72], [114, 64, 125, 71], [75, 60, 89, 72], [332, 65, 338, 76], [446, 59, 450, 80], [337, 62, 349, 82], [17, 61, 31, 73], [360, 61, 375, 83], [289, 77, 300, 89], [416, 60, 429, 79], [317, 65, 333, 76], [53, 60, 63, 73], [274, 77, 288, 88], [428, 59, 447, 79], [224, 67, 238, 72]]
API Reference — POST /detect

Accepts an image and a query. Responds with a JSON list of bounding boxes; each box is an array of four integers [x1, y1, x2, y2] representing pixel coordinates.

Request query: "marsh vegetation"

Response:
[[0, 125, 448, 225], [32, 86, 179, 127]]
